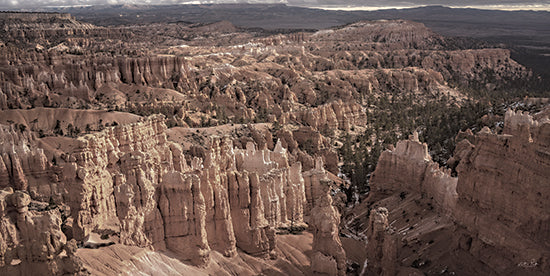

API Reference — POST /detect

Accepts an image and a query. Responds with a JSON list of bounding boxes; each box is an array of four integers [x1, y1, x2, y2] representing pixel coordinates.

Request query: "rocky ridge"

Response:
[[0, 11, 545, 275], [0, 114, 346, 274], [0, 13, 530, 132], [358, 108, 550, 275]]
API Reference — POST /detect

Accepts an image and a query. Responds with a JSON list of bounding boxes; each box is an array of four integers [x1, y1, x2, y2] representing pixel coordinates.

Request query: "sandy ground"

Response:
[[0, 107, 142, 132], [341, 191, 505, 275], [77, 231, 314, 276]]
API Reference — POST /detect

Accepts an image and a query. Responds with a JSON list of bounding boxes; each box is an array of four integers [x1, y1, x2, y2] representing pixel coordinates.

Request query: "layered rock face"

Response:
[[365, 109, 550, 274], [62, 116, 305, 262], [0, 53, 193, 110], [64, 115, 171, 246], [452, 110, 550, 272], [0, 124, 53, 199], [363, 207, 397, 276], [230, 141, 304, 256], [0, 12, 96, 48], [370, 131, 458, 211], [0, 113, 345, 273], [310, 177, 347, 276], [0, 188, 84, 275], [158, 172, 210, 265], [307, 20, 529, 86], [290, 100, 366, 131]]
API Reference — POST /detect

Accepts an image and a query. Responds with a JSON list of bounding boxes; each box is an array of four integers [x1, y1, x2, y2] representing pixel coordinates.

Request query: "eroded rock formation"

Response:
[[0, 13, 529, 136], [362, 207, 397, 276], [0, 113, 345, 274], [0, 188, 84, 275], [310, 178, 347, 276], [0, 11, 544, 275], [363, 109, 550, 275], [370, 131, 458, 211], [451, 109, 550, 273], [0, 124, 53, 199]]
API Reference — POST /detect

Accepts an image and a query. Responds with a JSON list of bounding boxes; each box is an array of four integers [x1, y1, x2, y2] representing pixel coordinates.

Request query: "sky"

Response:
[[1, 0, 549, 10]]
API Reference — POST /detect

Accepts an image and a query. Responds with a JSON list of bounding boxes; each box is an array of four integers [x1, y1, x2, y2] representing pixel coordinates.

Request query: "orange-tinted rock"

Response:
[[368, 109, 550, 274], [452, 109, 550, 272], [0, 189, 84, 275], [363, 207, 397, 276], [310, 179, 347, 276]]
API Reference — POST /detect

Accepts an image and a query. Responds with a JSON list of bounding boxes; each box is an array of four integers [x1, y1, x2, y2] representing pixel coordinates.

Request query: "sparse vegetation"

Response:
[[338, 78, 546, 198]]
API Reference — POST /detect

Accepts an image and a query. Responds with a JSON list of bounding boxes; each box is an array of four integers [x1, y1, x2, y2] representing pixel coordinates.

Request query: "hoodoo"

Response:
[[0, 8, 549, 276]]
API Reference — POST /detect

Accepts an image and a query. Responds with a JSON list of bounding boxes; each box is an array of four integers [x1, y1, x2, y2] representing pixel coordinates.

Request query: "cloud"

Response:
[[0, 0, 205, 8], [1, 0, 548, 10], [0, 0, 142, 8]]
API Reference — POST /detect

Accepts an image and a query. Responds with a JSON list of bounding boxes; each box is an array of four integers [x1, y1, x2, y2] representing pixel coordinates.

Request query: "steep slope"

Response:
[[347, 108, 550, 275], [0, 11, 545, 275], [0, 115, 347, 275]]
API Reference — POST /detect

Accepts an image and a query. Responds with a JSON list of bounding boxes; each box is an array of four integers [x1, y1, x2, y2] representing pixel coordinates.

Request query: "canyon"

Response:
[[350, 108, 550, 275], [0, 113, 347, 275], [0, 9, 549, 276]]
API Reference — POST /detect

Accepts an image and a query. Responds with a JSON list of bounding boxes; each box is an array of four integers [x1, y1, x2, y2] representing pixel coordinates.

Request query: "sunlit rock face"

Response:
[[0, 124, 51, 196], [63, 116, 314, 259], [0, 112, 346, 273], [310, 178, 347, 276], [370, 131, 458, 211]]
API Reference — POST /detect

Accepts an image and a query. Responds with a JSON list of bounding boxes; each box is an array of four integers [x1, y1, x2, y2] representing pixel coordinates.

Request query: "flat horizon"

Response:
[[303, 4, 550, 12], [3, 2, 550, 12]]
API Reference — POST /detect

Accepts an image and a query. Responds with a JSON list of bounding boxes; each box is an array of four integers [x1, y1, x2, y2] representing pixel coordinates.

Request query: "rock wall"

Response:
[[362, 207, 397, 276], [370, 131, 458, 211], [63, 115, 169, 244], [61, 117, 229, 262], [0, 53, 195, 109], [0, 188, 84, 275], [368, 109, 550, 274], [310, 178, 347, 276], [0, 124, 53, 200], [0, 114, 347, 273], [329, 48, 529, 85], [158, 172, 210, 265], [0, 111, 354, 274], [452, 110, 550, 272], [290, 100, 367, 131], [230, 140, 311, 257], [44, 115, 343, 266]]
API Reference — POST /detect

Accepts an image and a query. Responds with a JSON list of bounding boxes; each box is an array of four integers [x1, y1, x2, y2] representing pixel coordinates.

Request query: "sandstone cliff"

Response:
[[363, 109, 550, 275], [0, 188, 84, 275], [452, 109, 550, 273], [62, 115, 310, 262], [0, 114, 345, 274], [308, 159, 347, 276], [370, 131, 458, 211], [362, 207, 397, 276], [0, 124, 53, 199]]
